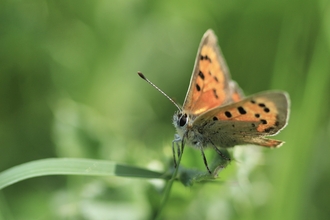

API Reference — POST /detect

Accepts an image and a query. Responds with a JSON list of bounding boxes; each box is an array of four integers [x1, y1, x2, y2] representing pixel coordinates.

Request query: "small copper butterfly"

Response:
[[138, 29, 290, 173]]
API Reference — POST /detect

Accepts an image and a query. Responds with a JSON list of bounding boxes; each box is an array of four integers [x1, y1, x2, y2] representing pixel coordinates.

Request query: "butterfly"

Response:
[[138, 29, 290, 174]]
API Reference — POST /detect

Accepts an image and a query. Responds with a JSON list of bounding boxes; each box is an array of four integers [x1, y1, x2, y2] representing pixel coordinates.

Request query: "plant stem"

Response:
[[154, 145, 184, 219]]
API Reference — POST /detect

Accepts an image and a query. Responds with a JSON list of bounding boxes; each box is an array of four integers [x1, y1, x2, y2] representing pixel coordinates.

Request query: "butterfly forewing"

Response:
[[229, 81, 244, 103], [182, 30, 243, 116]]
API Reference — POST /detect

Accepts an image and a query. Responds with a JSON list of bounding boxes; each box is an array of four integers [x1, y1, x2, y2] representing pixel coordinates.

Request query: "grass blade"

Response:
[[0, 158, 165, 190]]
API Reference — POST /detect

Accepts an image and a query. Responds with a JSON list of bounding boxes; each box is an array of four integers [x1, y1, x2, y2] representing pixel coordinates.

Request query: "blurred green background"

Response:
[[1, 0, 330, 219]]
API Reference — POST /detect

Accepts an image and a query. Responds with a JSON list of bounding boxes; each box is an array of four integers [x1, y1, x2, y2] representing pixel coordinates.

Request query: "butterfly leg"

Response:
[[200, 147, 211, 174], [180, 134, 186, 157], [172, 140, 178, 168], [210, 139, 231, 162], [172, 134, 182, 168]]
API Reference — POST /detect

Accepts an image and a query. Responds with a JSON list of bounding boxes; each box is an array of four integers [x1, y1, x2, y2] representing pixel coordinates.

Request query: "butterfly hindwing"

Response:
[[182, 29, 243, 116], [193, 91, 289, 147]]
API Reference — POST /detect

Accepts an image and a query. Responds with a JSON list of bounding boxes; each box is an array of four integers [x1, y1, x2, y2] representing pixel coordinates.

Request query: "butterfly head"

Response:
[[173, 111, 188, 126], [173, 111, 192, 138]]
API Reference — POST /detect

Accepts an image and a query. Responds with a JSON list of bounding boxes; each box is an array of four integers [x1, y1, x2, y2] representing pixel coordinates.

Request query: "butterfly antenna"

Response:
[[137, 71, 182, 111]]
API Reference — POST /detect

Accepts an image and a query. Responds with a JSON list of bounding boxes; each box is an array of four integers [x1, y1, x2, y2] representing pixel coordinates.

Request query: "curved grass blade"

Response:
[[0, 158, 165, 190]]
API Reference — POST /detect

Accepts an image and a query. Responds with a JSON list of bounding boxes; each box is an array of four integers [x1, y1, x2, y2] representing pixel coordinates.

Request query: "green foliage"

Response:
[[1, 0, 330, 219]]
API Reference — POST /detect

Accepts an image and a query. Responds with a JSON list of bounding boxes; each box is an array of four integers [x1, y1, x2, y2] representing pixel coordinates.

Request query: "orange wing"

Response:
[[182, 29, 244, 115], [195, 91, 289, 135], [193, 91, 290, 148]]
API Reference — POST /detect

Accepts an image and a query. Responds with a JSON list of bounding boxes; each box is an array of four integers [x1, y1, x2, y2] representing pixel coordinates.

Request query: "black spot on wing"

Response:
[[260, 119, 267, 124], [198, 71, 205, 80], [255, 113, 260, 118], [196, 84, 201, 91], [200, 55, 212, 62], [213, 89, 219, 99], [257, 102, 271, 113], [225, 111, 232, 118], [237, 106, 247, 114], [264, 127, 275, 132], [213, 116, 218, 121]]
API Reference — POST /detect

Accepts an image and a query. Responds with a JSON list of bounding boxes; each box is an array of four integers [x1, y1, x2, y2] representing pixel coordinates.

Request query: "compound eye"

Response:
[[179, 114, 187, 127]]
